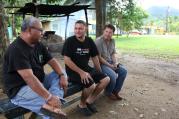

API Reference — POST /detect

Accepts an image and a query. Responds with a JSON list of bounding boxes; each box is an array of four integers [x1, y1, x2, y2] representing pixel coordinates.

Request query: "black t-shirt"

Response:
[[3, 37, 52, 98], [62, 36, 98, 77]]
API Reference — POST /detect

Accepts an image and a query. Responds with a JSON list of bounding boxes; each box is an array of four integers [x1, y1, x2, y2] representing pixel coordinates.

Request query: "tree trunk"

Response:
[[0, 3, 9, 88], [95, 0, 106, 38], [12, 13, 17, 38], [102, 0, 106, 28]]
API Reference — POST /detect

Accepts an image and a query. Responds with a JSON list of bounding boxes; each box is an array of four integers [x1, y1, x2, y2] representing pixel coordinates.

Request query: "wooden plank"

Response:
[[62, 96, 81, 108]]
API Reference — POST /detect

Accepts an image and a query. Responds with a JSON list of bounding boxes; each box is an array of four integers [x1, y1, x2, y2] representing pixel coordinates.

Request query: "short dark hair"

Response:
[[104, 24, 115, 33], [75, 20, 86, 26]]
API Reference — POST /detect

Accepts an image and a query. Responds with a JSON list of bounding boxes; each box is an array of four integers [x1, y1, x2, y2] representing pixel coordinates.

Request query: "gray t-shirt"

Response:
[[95, 36, 116, 62]]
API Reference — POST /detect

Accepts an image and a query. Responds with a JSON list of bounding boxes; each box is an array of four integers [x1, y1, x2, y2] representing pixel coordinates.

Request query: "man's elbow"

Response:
[[17, 69, 34, 83], [97, 56, 103, 63], [47, 58, 56, 65], [64, 56, 71, 65]]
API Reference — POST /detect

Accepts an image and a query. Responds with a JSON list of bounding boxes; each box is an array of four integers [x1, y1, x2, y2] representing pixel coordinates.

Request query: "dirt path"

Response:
[[120, 54, 179, 85], [63, 54, 179, 119], [65, 74, 179, 119], [1, 53, 179, 119]]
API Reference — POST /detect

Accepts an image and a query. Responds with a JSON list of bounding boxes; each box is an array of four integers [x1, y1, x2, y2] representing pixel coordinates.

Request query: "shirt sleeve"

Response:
[[89, 38, 99, 57], [61, 38, 72, 57], [95, 38, 103, 55], [112, 39, 116, 54], [7, 48, 31, 72], [41, 43, 53, 65]]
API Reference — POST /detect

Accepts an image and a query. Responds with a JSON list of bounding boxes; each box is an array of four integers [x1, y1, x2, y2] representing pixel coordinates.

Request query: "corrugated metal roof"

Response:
[[16, 2, 90, 16]]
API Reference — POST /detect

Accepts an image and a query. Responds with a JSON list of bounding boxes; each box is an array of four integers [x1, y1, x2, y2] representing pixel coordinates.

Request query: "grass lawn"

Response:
[[114, 35, 179, 59]]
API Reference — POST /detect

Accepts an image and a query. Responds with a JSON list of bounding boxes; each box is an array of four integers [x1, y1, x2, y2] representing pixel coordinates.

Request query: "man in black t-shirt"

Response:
[[62, 20, 110, 116], [3, 16, 68, 119]]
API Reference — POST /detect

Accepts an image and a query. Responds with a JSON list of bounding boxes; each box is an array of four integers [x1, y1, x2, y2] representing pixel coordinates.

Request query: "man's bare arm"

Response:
[[98, 55, 114, 68], [64, 56, 84, 74], [48, 58, 68, 92], [111, 53, 117, 65], [17, 69, 50, 100], [64, 56, 92, 84], [48, 58, 64, 75], [91, 56, 102, 72], [18, 69, 63, 108]]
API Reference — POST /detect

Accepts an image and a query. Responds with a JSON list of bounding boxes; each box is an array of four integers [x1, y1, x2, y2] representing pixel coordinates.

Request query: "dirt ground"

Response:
[[1, 53, 179, 119]]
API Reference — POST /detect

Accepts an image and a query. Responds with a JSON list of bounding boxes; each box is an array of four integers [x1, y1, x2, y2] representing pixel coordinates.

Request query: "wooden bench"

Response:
[[0, 82, 83, 119]]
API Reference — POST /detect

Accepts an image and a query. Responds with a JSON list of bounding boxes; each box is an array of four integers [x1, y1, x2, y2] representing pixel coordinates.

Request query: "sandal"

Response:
[[86, 103, 98, 113], [77, 105, 93, 116], [40, 108, 67, 119]]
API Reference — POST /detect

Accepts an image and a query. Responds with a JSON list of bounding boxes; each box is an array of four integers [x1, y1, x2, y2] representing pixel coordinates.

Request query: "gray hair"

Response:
[[21, 16, 40, 32]]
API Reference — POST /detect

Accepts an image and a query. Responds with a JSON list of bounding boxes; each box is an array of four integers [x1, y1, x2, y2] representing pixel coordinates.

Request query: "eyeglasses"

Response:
[[30, 26, 43, 33]]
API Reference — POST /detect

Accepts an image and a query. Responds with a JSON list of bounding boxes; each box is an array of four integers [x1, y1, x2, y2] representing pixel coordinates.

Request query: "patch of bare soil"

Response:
[[65, 53, 179, 119]]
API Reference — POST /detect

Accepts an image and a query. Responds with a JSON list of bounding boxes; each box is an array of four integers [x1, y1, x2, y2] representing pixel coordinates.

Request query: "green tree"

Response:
[[107, 0, 148, 36], [122, 5, 148, 35], [168, 16, 179, 33]]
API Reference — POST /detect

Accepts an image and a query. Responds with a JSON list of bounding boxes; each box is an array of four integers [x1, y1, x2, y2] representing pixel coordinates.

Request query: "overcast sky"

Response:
[[137, 0, 179, 9]]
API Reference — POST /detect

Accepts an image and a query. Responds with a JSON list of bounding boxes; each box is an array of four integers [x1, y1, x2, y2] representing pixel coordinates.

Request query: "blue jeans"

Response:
[[101, 64, 127, 96], [11, 71, 66, 119]]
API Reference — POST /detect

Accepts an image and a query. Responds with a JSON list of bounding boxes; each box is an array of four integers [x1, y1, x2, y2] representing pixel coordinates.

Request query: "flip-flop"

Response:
[[86, 103, 98, 113], [40, 108, 67, 119], [77, 105, 93, 116]]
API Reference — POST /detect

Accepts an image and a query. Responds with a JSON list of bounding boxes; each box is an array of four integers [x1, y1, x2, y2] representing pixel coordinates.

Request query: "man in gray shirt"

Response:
[[95, 24, 127, 100]]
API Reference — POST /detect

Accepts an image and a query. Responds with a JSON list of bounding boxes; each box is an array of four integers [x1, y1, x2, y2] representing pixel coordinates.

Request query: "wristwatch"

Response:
[[59, 73, 64, 78]]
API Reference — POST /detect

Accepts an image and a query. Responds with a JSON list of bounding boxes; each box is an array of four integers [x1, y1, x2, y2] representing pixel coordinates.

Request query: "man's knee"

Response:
[[83, 83, 95, 92], [88, 83, 95, 90], [108, 77, 117, 85], [118, 67, 127, 76], [108, 73, 118, 81], [82, 79, 95, 89], [100, 76, 110, 85]]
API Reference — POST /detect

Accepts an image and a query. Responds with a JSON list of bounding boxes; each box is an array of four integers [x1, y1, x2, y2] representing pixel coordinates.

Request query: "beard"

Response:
[[77, 36, 83, 39], [76, 34, 85, 39], [31, 38, 40, 45]]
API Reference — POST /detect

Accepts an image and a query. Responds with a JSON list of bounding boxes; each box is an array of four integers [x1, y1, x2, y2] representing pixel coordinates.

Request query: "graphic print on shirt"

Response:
[[76, 48, 89, 56], [39, 54, 44, 63]]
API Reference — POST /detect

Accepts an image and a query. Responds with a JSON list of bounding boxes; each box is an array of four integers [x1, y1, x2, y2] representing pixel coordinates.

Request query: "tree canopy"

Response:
[[107, 0, 148, 35]]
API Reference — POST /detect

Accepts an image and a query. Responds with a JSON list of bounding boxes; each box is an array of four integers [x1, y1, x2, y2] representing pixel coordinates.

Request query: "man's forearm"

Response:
[[112, 54, 117, 64], [64, 56, 84, 74], [48, 58, 64, 75], [30, 77, 50, 99], [92, 56, 102, 72], [25, 75, 50, 100], [18, 69, 51, 101], [99, 55, 112, 67]]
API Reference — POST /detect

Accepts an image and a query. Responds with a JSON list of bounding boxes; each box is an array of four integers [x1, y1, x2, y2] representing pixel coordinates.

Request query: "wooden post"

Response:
[[0, 3, 9, 88], [12, 13, 15, 39], [65, 15, 69, 40], [84, 9, 89, 36]]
